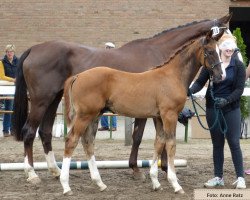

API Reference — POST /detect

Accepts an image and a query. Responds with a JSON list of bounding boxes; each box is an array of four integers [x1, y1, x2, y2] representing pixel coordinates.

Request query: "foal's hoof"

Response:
[[133, 171, 146, 181], [27, 177, 41, 184], [64, 190, 73, 196], [175, 188, 185, 194], [49, 168, 61, 178], [152, 183, 162, 191], [99, 184, 107, 192]]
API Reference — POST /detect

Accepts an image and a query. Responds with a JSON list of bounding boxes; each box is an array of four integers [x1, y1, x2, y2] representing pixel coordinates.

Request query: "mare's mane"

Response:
[[121, 19, 209, 47]]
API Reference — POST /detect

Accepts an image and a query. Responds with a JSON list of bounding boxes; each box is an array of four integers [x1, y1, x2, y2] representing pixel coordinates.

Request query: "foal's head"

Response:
[[200, 29, 224, 83]]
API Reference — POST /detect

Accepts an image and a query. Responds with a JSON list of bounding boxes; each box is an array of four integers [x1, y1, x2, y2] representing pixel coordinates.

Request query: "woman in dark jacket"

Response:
[[190, 37, 246, 189]]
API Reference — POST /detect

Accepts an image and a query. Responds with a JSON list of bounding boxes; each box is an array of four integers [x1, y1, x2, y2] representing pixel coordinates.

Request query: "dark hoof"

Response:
[[133, 171, 146, 181]]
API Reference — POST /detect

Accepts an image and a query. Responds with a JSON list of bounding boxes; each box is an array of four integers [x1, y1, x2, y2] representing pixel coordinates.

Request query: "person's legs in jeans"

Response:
[[224, 108, 244, 178], [100, 116, 109, 129], [111, 116, 117, 128], [3, 99, 13, 135], [206, 108, 225, 178]]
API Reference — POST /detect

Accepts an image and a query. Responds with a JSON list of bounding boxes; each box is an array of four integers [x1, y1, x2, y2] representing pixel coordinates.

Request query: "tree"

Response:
[[233, 28, 249, 120]]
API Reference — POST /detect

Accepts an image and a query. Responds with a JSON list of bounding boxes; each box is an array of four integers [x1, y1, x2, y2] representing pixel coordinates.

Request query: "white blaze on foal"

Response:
[[216, 44, 226, 80]]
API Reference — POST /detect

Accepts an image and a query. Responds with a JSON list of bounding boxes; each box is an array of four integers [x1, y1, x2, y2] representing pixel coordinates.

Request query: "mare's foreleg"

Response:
[[39, 91, 63, 178], [129, 118, 147, 180], [60, 115, 92, 195], [81, 119, 107, 191], [153, 118, 168, 174]]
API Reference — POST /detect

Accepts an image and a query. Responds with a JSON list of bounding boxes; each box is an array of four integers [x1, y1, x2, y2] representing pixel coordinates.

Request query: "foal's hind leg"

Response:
[[81, 119, 107, 191], [129, 118, 147, 180], [60, 115, 94, 195], [38, 91, 63, 178]]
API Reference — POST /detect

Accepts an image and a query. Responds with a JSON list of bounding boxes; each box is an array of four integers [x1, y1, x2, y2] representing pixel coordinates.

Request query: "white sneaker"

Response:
[[233, 177, 246, 189], [204, 177, 224, 188]]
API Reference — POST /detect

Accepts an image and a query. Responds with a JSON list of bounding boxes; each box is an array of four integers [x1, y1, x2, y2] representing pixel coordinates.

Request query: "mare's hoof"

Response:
[[133, 171, 146, 181], [175, 188, 185, 194], [64, 190, 73, 196], [27, 177, 41, 184]]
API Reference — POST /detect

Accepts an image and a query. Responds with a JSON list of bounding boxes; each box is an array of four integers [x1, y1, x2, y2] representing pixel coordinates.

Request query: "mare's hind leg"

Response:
[[153, 118, 168, 173], [129, 118, 147, 180], [23, 103, 51, 184], [38, 91, 63, 178], [60, 114, 94, 195], [81, 119, 107, 191]]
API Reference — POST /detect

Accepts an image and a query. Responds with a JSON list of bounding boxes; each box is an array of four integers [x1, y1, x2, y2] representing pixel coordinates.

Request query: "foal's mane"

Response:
[[151, 37, 200, 70]]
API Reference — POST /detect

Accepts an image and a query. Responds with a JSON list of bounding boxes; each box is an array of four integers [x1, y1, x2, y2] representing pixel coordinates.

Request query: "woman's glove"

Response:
[[215, 97, 229, 108]]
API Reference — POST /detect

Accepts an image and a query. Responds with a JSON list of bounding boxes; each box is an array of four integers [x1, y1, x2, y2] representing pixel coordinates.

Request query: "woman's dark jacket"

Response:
[[190, 56, 246, 112], [2, 55, 18, 78]]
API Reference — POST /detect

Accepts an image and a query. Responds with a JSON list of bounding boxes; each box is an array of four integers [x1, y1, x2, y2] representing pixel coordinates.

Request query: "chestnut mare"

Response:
[[13, 14, 231, 183], [60, 30, 224, 195]]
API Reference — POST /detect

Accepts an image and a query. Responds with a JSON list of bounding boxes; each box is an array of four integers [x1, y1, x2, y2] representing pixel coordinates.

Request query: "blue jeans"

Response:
[[3, 99, 13, 133], [100, 116, 117, 128], [206, 108, 244, 178]]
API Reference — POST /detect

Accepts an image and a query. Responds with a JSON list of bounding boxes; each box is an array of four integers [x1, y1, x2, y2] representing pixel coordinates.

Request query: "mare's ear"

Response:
[[218, 13, 232, 25], [213, 29, 225, 41]]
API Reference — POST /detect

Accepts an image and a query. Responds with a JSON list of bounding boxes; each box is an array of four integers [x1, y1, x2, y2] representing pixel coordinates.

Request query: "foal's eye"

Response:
[[205, 50, 213, 56]]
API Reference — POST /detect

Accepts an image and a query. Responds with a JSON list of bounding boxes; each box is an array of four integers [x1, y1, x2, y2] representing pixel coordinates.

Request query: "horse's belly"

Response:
[[112, 101, 159, 118]]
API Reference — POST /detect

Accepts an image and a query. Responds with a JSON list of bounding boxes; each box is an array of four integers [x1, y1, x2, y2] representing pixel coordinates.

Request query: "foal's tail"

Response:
[[13, 48, 31, 141], [64, 76, 77, 126]]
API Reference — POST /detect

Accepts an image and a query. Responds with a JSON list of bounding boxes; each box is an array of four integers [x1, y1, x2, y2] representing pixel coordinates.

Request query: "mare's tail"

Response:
[[13, 48, 31, 141], [64, 76, 77, 126]]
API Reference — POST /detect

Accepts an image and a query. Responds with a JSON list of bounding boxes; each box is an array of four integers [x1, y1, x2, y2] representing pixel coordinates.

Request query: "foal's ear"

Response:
[[204, 30, 213, 43], [213, 29, 225, 41]]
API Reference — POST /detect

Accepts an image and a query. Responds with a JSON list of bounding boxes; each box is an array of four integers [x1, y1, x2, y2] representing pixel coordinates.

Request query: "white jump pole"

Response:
[[0, 159, 187, 171]]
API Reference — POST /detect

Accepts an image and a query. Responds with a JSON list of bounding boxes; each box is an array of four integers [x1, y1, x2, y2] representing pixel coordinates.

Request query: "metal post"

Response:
[[184, 121, 188, 143], [109, 116, 113, 139], [125, 117, 132, 146]]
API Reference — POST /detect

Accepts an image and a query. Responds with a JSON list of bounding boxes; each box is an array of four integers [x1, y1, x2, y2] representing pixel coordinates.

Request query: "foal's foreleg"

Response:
[[81, 119, 107, 191], [150, 118, 166, 191], [153, 118, 168, 173], [60, 116, 90, 195], [129, 118, 147, 180], [162, 113, 184, 194]]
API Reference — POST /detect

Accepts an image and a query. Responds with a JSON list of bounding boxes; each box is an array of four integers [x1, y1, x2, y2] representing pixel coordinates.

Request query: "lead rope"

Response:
[[189, 79, 228, 135]]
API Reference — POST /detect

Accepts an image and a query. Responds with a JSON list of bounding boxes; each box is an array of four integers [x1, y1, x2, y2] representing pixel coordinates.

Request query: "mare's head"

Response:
[[200, 29, 224, 83]]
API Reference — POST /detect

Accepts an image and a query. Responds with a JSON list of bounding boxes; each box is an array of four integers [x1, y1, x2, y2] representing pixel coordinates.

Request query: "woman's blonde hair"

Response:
[[218, 33, 237, 51], [5, 44, 16, 52]]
